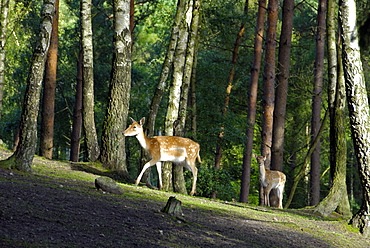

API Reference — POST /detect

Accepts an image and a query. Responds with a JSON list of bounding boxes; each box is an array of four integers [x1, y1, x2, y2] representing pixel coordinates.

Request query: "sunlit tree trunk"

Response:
[[271, 0, 293, 172], [70, 46, 83, 162], [310, 0, 327, 206], [269, 0, 294, 207], [81, 0, 100, 162], [240, 0, 266, 203], [173, 0, 200, 195], [260, 0, 278, 206], [163, 0, 190, 193], [40, 0, 59, 159], [340, 0, 370, 237], [145, 0, 186, 138], [141, 0, 186, 188], [0, 0, 9, 116], [100, 0, 132, 180], [1, 0, 55, 172]]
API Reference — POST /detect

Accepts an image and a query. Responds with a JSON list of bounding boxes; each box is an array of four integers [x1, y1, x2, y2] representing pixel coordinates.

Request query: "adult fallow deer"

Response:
[[254, 154, 286, 208], [124, 117, 201, 196]]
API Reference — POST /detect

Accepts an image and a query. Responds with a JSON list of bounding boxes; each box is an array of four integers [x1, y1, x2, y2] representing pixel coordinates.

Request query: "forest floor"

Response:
[[0, 147, 370, 248]]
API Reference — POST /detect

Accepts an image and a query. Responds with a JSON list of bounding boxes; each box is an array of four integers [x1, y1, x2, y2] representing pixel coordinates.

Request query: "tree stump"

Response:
[[161, 196, 183, 217]]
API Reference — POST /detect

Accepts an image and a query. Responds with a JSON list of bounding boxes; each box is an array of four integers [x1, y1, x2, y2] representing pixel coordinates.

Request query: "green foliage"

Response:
[[192, 164, 238, 201]]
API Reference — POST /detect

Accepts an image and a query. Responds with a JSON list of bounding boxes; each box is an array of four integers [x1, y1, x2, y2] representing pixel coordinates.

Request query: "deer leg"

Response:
[[135, 161, 155, 186], [189, 165, 198, 196], [156, 162, 162, 190], [264, 185, 272, 207], [277, 183, 285, 209]]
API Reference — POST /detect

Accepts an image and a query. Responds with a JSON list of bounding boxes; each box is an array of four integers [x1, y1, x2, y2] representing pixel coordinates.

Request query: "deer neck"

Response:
[[135, 131, 151, 151], [259, 163, 266, 183]]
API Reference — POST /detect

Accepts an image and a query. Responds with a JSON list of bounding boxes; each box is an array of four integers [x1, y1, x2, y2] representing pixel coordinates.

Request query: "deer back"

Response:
[[153, 136, 200, 163]]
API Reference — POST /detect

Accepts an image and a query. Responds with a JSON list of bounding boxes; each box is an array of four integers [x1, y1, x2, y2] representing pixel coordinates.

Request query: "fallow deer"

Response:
[[124, 117, 201, 196], [254, 154, 286, 208]]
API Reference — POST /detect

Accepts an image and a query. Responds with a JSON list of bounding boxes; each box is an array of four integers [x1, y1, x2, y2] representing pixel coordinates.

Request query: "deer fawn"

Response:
[[124, 117, 201, 196], [254, 154, 286, 208]]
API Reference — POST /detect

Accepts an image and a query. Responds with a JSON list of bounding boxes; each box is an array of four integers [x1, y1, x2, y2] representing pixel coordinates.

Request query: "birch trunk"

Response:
[[314, 0, 351, 217], [0, 0, 9, 116], [340, 0, 370, 236], [2, 0, 56, 172], [173, 0, 200, 194], [101, 0, 132, 180], [81, 0, 100, 161], [163, 0, 190, 192]]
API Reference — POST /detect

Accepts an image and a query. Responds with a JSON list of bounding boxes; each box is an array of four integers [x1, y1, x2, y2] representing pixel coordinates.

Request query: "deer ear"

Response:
[[252, 153, 257, 159], [263, 156, 267, 161], [139, 117, 145, 125], [130, 117, 136, 123]]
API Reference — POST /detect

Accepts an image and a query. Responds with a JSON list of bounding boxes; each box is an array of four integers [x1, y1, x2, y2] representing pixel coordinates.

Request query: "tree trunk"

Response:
[[340, 0, 370, 237], [145, 0, 186, 138], [0, 0, 9, 116], [100, 0, 132, 180], [40, 0, 59, 159], [70, 45, 83, 162], [215, 0, 248, 169], [142, 0, 186, 188], [81, 0, 100, 162], [259, 0, 278, 206], [261, 0, 278, 164], [163, 0, 190, 193], [240, 0, 266, 203], [310, 0, 327, 206], [2, 0, 56, 172], [173, 0, 200, 195], [269, 0, 294, 207], [314, 0, 350, 217], [271, 0, 293, 172]]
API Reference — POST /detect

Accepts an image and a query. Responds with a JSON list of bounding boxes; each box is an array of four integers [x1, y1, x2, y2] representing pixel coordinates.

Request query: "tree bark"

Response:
[[269, 0, 294, 207], [161, 196, 183, 217], [259, 0, 278, 206], [340, 0, 370, 237], [240, 0, 266, 203], [310, 0, 327, 206], [2, 0, 56, 172], [100, 0, 132, 180], [0, 0, 9, 116], [40, 0, 59, 159], [141, 0, 186, 188], [173, 0, 200, 195], [314, 0, 351, 218], [81, 0, 100, 162], [145, 0, 186, 138], [271, 0, 293, 171], [163, 0, 190, 193]]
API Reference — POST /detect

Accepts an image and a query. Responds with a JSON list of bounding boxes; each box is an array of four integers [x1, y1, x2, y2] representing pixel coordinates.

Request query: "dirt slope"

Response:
[[0, 148, 369, 248]]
